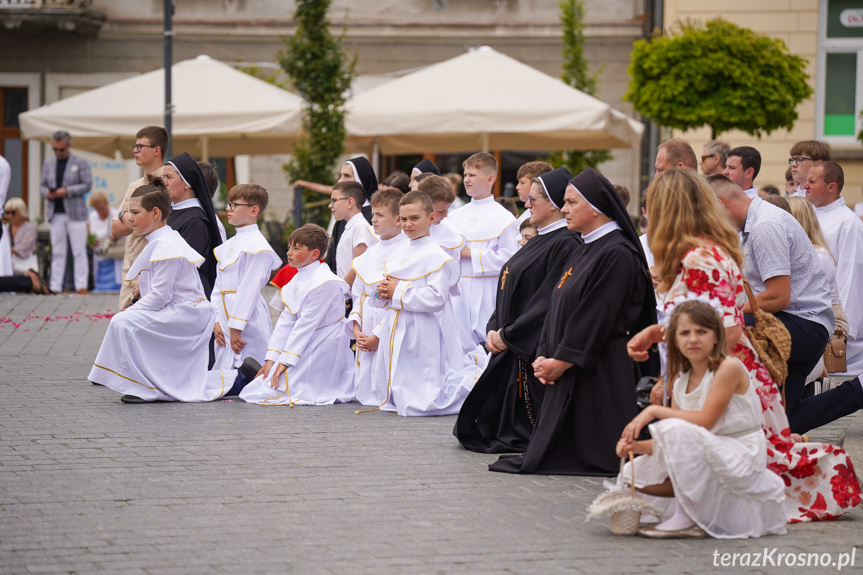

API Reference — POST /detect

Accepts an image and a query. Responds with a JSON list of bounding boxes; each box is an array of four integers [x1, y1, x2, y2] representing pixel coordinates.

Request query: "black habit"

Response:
[[489, 168, 657, 477], [167, 206, 217, 297], [454, 223, 582, 453], [165, 153, 222, 298]]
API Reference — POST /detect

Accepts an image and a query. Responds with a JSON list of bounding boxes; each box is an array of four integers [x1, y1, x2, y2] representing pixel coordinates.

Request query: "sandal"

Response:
[[26, 269, 51, 295]]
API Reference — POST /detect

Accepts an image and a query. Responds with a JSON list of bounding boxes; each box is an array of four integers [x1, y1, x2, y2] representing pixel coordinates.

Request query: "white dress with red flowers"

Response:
[[664, 245, 861, 523]]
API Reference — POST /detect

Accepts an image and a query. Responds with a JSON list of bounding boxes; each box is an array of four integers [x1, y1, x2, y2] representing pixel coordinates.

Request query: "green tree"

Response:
[[626, 18, 813, 139], [547, 0, 612, 174], [279, 0, 356, 225]]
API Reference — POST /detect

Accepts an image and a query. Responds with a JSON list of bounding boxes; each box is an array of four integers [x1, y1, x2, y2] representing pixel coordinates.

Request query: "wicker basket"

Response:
[[609, 452, 641, 535]]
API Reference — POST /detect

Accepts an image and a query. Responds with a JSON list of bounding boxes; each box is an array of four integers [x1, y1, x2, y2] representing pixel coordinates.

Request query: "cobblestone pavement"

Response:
[[1, 293, 861, 575]]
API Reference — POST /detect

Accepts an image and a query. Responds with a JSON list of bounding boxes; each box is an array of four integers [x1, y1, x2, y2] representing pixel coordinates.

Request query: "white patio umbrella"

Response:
[[19, 55, 304, 160], [345, 46, 643, 154]]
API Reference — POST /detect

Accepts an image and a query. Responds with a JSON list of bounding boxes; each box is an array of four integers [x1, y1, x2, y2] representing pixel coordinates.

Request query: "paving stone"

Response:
[[0, 293, 861, 574]]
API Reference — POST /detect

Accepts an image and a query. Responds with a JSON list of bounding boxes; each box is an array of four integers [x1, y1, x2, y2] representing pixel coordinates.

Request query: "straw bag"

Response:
[[824, 336, 847, 374], [587, 452, 659, 536], [742, 281, 791, 391]]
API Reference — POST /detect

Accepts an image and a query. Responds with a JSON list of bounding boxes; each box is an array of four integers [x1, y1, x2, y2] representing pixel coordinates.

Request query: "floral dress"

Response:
[[664, 244, 861, 522]]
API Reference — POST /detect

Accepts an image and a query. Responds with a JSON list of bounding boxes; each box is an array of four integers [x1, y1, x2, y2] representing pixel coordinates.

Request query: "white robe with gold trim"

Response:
[[446, 196, 519, 344], [375, 236, 487, 416], [348, 233, 409, 406], [240, 261, 355, 406], [211, 224, 282, 369], [88, 226, 228, 402]]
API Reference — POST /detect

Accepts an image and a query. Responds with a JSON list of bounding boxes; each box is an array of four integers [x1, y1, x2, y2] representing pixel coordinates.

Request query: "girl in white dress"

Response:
[[616, 299, 787, 539]]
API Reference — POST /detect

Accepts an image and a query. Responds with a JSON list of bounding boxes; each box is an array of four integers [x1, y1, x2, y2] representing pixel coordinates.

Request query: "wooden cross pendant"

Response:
[[558, 267, 573, 289], [500, 266, 509, 290]]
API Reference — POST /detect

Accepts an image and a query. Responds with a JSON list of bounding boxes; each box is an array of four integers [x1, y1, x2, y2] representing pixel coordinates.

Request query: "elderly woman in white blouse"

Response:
[[3, 198, 38, 275]]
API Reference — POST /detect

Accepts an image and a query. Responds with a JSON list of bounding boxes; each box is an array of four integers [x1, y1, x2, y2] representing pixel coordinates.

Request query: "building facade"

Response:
[[0, 0, 646, 221], [663, 0, 863, 206]]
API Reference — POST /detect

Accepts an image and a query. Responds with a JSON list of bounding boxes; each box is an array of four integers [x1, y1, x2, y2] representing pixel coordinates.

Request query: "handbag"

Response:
[[97, 236, 126, 260], [742, 280, 791, 398], [823, 336, 847, 374]]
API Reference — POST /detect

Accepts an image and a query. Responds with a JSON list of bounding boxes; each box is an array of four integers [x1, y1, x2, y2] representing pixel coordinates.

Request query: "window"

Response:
[[818, 0, 863, 143]]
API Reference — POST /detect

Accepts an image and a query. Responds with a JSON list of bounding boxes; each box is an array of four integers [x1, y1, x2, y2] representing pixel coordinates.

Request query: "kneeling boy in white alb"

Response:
[[348, 189, 408, 406], [211, 184, 281, 379], [373, 192, 485, 416], [89, 184, 255, 402], [240, 225, 355, 406]]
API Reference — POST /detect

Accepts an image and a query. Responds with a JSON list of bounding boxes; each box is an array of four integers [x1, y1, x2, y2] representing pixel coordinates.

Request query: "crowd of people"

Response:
[[4, 123, 863, 540]]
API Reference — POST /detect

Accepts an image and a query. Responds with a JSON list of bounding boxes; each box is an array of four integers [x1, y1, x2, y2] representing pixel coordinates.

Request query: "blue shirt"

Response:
[[741, 196, 834, 334]]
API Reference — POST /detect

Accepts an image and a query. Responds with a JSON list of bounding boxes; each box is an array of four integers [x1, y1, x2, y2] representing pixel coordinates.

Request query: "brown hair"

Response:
[[399, 190, 433, 215], [647, 169, 743, 293], [228, 183, 268, 212], [784, 166, 794, 182], [131, 184, 171, 220], [197, 161, 219, 198], [666, 301, 726, 379], [136, 126, 169, 158], [288, 224, 328, 258], [516, 161, 553, 181], [417, 175, 456, 204], [370, 188, 403, 216], [790, 140, 831, 162], [381, 171, 410, 194], [813, 160, 844, 193], [658, 138, 698, 170], [761, 194, 791, 214], [496, 196, 519, 218], [88, 191, 109, 208], [613, 184, 631, 208], [519, 219, 538, 233], [332, 180, 366, 206], [463, 152, 498, 174]]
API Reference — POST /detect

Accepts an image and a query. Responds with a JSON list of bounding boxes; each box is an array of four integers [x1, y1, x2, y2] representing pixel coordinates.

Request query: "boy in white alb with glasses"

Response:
[[210, 184, 282, 393]]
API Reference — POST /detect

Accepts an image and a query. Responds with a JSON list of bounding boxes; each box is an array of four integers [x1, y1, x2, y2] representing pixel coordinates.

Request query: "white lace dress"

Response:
[[624, 360, 788, 539]]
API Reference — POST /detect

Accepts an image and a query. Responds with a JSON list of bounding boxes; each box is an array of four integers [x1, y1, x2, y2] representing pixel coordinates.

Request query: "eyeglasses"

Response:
[[52, 147, 67, 153], [701, 154, 717, 161], [525, 194, 547, 204], [226, 202, 254, 211], [788, 157, 813, 165], [329, 197, 350, 205], [132, 144, 158, 152], [4, 210, 17, 215]]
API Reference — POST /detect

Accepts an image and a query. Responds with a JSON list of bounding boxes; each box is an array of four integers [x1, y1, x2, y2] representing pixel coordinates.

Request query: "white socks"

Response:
[[655, 498, 695, 531]]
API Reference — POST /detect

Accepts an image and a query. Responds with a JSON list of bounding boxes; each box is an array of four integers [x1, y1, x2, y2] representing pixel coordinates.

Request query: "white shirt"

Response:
[[581, 221, 622, 244], [171, 197, 203, 211], [815, 197, 863, 340], [743, 187, 758, 199], [336, 212, 375, 280]]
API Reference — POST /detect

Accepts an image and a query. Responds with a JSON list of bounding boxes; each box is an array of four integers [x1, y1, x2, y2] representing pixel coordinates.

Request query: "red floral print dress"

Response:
[[664, 245, 861, 522]]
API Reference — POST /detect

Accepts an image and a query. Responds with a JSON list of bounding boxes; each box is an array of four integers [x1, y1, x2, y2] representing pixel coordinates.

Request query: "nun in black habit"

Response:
[[489, 168, 658, 476], [164, 152, 223, 298], [411, 158, 441, 178], [454, 167, 582, 453], [326, 156, 376, 273]]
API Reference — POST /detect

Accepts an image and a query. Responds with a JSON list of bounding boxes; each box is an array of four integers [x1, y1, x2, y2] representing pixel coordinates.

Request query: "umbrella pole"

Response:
[[164, 0, 174, 158]]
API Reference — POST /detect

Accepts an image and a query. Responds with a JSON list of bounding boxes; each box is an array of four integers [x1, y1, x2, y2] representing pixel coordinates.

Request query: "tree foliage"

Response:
[[279, 0, 356, 224], [626, 19, 813, 138], [547, 0, 612, 174]]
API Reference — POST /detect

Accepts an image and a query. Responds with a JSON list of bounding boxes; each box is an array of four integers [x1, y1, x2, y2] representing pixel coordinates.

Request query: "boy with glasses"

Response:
[[329, 180, 376, 291], [788, 140, 831, 198], [210, 184, 282, 381], [113, 126, 168, 309]]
